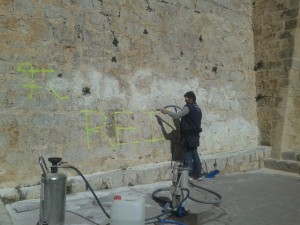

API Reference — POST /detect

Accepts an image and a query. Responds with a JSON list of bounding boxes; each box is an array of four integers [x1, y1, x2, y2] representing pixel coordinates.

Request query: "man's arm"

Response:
[[160, 106, 189, 119]]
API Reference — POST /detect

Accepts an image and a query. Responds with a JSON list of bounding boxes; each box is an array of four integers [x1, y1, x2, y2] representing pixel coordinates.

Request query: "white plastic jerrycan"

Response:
[[110, 195, 145, 225]]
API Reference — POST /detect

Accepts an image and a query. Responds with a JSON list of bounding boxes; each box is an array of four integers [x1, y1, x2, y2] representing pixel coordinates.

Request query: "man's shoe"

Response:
[[195, 175, 204, 181]]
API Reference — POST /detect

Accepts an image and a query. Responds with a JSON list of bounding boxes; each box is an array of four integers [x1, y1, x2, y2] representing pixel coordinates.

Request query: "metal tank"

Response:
[[38, 157, 67, 225]]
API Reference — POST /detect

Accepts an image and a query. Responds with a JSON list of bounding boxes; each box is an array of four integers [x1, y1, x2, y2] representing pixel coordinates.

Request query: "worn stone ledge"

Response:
[[0, 146, 271, 203], [264, 158, 300, 173], [265, 147, 300, 173], [202, 146, 272, 174], [281, 149, 300, 161]]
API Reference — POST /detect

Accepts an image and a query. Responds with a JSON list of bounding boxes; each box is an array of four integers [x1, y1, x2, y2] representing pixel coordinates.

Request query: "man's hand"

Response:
[[160, 108, 169, 114]]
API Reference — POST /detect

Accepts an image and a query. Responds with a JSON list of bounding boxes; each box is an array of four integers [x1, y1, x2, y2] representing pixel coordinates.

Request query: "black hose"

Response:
[[151, 187, 172, 205], [146, 187, 172, 222], [62, 165, 111, 219], [152, 182, 221, 206], [151, 187, 190, 209], [63, 165, 184, 223], [188, 180, 222, 204], [61, 158, 221, 223], [155, 115, 176, 130], [164, 105, 182, 110], [147, 188, 190, 223], [155, 105, 182, 131]]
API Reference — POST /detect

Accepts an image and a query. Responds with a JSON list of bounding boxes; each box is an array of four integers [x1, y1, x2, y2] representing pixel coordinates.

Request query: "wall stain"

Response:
[[4, 123, 20, 148]]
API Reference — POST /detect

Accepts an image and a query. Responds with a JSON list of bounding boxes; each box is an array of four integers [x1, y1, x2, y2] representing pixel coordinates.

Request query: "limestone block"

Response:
[[0, 188, 19, 204], [10, 200, 39, 213], [19, 186, 40, 202], [67, 176, 86, 194]]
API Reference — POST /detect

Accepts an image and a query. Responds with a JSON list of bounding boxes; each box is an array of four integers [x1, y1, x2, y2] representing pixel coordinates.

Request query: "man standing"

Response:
[[160, 91, 203, 180]]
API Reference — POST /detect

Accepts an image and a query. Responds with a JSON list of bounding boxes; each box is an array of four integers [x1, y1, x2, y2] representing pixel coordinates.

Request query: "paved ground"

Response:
[[2, 168, 300, 225]]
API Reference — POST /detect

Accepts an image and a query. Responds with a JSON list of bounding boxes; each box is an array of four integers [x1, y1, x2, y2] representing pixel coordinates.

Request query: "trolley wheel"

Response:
[[163, 203, 171, 213]]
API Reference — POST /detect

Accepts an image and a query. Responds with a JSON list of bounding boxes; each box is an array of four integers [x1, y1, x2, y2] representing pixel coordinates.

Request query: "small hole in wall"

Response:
[[254, 60, 264, 71], [147, 6, 154, 12], [111, 56, 117, 62], [255, 94, 265, 102], [57, 74, 63, 78], [199, 35, 203, 42], [82, 87, 91, 95], [212, 66, 217, 73], [112, 37, 119, 47], [143, 29, 148, 34]]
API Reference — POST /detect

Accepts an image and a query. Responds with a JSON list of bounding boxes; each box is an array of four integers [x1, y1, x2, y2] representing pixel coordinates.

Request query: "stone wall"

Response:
[[0, 0, 259, 189], [253, 0, 300, 158]]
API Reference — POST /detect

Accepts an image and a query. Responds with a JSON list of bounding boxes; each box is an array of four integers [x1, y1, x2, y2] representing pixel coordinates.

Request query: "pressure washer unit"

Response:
[[170, 164, 189, 209], [37, 157, 67, 225]]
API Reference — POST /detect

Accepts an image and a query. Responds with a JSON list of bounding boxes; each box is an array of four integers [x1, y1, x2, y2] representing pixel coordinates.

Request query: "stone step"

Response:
[[264, 158, 300, 174], [281, 150, 300, 161]]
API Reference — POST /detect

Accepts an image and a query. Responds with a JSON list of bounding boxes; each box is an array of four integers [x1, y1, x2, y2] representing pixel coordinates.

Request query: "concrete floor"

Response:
[[3, 168, 300, 225]]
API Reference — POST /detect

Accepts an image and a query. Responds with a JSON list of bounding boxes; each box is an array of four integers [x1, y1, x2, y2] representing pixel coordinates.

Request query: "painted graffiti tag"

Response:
[[17, 63, 69, 100], [16, 63, 168, 150], [81, 110, 165, 150]]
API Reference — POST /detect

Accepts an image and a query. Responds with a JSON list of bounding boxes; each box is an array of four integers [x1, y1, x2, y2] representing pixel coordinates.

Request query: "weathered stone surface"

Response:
[[1, 0, 298, 193], [253, 0, 300, 155], [0, 0, 261, 190]]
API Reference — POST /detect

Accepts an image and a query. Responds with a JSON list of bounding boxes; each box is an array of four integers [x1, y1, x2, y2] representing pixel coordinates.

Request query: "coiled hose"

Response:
[[188, 180, 222, 204], [152, 181, 221, 206], [62, 165, 191, 224], [146, 188, 190, 224]]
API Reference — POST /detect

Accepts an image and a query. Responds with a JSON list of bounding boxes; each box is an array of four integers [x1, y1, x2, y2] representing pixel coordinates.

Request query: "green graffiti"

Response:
[[114, 111, 140, 146], [17, 62, 55, 78], [16, 64, 168, 150], [17, 63, 69, 100], [47, 88, 69, 100], [22, 82, 44, 99], [81, 110, 165, 150], [81, 110, 116, 150]]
